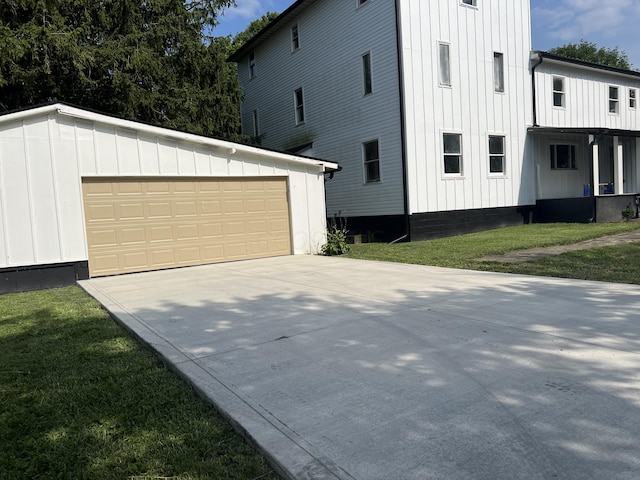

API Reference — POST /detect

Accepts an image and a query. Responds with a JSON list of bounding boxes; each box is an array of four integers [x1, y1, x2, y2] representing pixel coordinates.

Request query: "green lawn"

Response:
[[345, 223, 640, 284], [0, 286, 279, 480]]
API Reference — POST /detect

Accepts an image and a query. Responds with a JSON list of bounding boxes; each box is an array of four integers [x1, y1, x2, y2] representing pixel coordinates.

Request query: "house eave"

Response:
[[528, 125, 640, 138], [533, 51, 640, 80]]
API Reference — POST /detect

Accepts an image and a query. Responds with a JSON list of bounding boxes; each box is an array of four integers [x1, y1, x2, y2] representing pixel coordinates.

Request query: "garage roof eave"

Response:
[[0, 103, 339, 173]]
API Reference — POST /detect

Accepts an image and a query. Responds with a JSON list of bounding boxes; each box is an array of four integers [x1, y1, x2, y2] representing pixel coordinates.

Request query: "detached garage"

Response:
[[0, 103, 338, 293]]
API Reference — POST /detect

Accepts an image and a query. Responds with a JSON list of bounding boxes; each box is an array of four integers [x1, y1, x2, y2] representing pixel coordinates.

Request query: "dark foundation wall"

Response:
[[534, 198, 595, 223], [334, 215, 407, 243], [409, 206, 534, 241], [596, 195, 639, 222], [0, 262, 89, 295]]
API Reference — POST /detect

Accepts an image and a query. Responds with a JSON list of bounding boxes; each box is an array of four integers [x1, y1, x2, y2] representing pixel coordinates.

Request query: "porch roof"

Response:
[[528, 126, 640, 138]]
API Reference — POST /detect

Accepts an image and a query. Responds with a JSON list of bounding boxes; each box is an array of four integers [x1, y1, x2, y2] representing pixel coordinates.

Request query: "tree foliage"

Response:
[[0, 0, 245, 139], [232, 11, 279, 49], [549, 39, 633, 70]]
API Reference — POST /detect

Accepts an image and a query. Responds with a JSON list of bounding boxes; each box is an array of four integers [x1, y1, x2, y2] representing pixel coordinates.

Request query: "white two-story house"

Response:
[[229, 0, 640, 240]]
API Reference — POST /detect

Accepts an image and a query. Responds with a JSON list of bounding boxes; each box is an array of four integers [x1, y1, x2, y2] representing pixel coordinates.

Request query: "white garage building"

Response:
[[0, 103, 338, 293]]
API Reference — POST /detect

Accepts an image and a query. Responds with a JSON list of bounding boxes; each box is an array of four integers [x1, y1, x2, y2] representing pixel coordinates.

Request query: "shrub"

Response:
[[322, 226, 350, 256]]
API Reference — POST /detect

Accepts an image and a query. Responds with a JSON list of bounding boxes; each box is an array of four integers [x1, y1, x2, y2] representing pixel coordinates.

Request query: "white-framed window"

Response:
[[363, 139, 380, 183], [550, 144, 577, 170], [294, 88, 305, 125], [438, 43, 451, 87], [489, 135, 505, 174], [357, 0, 370, 7], [629, 88, 637, 109], [609, 86, 619, 114], [553, 76, 564, 107], [291, 24, 300, 51], [362, 52, 373, 95], [461, 0, 477, 6], [493, 52, 504, 93], [443, 133, 463, 175], [248, 52, 256, 79], [252, 109, 259, 137]]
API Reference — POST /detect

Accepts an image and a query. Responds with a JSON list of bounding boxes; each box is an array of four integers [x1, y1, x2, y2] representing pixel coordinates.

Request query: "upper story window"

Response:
[[363, 140, 380, 183], [252, 109, 259, 137], [493, 52, 504, 93], [629, 88, 637, 109], [294, 88, 305, 125], [291, 24, 300, 51], [248, 52, 256, 79], [461, 0, 477, 6], [362, 52, 373, 95], [489, 135, 505, 174], [357, 0, 370, 7], [609, 86, 619, 114], [443, 133, 463, 175], [553, 76, 565, 107], [550, 144, 576, 170], [439, 43, 451, 87]]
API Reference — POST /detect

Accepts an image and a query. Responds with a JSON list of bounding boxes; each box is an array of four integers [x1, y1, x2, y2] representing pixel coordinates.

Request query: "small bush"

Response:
[[322, 226, 350, 256], [622, 205, 636, 221]]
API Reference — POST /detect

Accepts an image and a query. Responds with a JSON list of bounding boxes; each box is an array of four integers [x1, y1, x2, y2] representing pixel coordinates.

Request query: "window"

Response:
[[291, 24, 300, 51], [489, 136, 505, 174], [357, 0, 370, 6], [362, 52, 373, 95], [294, 88, 305, 124], [493, 52, 504, 93], [443, 133, 462, 175], [439, 43, 451, 87], [609, 86, 619, 114], [248, 52, 256, 79], [461, 0, 476, 5], [630, 88, 637, 109], [550, 144, 577, 170], [363, 140, 380, 183], [553, 76, 564, 107], [252, 109, 259, 137]]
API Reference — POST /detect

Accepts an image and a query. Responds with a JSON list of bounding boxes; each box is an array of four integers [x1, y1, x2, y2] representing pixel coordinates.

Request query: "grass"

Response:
[[0, 286, 279, 480], [345, 222, 640, 284]]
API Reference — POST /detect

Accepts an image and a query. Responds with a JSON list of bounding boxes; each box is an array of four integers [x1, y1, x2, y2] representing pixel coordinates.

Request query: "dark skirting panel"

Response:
[[328, 215, 407, 243], [534, 198, 595, 223], [409, 206, 534, 241], [595, 194, 639, 223], [0, 261, 89, 295]]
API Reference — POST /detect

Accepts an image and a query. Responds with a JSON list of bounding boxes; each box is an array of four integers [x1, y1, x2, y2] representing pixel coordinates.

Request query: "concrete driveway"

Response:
[[80, 256, 640, 480]]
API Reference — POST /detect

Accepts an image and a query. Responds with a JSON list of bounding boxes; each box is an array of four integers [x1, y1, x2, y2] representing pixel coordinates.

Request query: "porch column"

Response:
[[637, 138, 640, 193], [590, 135, 600, 196], [613, 136, 624, 194]]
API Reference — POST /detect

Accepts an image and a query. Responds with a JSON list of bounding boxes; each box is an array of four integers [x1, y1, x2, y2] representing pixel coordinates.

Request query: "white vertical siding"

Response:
[[0, 108, 330, 269], [237, 0, 405, 218], [535, 61, 640, 130], [398, 0, 534, 214]]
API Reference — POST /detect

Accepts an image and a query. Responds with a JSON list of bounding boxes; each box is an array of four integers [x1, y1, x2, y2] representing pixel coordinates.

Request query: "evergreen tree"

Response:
[[0, 0, 243, 139], [549, 39, 633, 71]]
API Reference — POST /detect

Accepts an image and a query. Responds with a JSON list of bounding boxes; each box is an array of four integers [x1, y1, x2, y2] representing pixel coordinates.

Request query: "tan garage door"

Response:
[[82, 177, 291, 277]]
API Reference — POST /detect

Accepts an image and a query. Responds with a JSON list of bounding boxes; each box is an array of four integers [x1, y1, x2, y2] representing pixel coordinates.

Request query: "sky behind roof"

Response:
[[215, 0, 640, 68]]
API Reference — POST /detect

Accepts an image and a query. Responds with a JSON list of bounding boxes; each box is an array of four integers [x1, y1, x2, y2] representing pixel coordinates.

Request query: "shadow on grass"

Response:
[[0, 287, 278, 480], [83, 259, 640, 479]]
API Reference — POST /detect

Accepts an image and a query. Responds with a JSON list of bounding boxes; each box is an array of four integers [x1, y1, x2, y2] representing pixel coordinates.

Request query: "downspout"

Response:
[[391, 0, 410, 245], [530, 52, 543, 127]]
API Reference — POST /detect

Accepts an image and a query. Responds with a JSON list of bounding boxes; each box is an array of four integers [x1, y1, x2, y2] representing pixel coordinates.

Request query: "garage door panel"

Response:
[[83, 178, 291, 277]]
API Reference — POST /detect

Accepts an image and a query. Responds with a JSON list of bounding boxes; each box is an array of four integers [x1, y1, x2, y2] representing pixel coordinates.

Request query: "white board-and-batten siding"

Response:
[[398, 0, 535, 214], [535, 61, 640, 131], [238, 0, 405, 218], [0, 105, 333, 270]]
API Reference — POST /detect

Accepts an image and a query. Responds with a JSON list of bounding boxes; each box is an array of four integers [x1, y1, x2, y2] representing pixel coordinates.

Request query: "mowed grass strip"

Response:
[[0, 286, 279, 480], [346, 223, 640, 284]]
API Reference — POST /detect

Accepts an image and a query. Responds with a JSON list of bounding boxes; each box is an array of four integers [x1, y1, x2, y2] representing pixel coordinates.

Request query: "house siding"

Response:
[[535, 61, 640, 130], [238, 0, 405, 219], [398, 0, 535, 215], [0, 108, 332, 271]]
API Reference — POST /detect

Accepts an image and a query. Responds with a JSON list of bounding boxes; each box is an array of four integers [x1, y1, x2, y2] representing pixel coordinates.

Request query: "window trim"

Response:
[[294, 88, 305, 125], [362, 51, 373, 95], [248, 52, 256, 79], [493, 52, 504, 93], [438, 42, 451, 87], [356, 0, 370, 8], [252, 109, 259, 138], [552, 76, 565, 108], [550, 143, 577, 170], [609, 85, 620, 115], [291, 24, 300, 51], [629, 88, 637, 110], [488, 134, 506, 176], [461, 0, 477, 6], [362, 139, 381, 184], [442, 132, 463, 177]]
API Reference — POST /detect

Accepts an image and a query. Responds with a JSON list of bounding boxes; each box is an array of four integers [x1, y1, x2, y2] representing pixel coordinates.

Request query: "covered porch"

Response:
[[529, 127, 640, 223]]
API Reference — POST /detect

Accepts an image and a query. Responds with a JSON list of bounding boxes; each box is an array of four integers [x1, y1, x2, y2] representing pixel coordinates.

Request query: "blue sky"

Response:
[[215, 0, 640, 68]]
